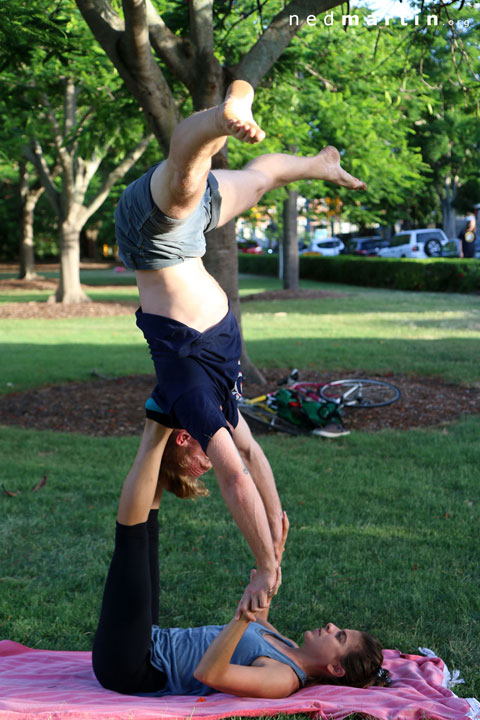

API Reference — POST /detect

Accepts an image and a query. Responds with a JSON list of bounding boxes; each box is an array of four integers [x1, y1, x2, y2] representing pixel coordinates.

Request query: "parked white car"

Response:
[[377, 229, 450, 259], [301, 237, 345, 256]]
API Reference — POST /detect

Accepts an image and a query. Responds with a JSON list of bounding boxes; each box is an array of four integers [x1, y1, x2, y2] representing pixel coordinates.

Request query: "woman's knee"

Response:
[[92, 654, 140, 695]]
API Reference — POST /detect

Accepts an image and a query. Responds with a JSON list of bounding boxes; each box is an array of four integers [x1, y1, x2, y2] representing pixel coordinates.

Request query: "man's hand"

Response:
[[235, 567, 278, 621], [273, 511, 289, 567]]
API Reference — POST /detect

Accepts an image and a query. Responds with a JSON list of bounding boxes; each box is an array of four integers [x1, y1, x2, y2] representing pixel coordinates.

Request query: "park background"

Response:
[[1, 0, 479, 715]]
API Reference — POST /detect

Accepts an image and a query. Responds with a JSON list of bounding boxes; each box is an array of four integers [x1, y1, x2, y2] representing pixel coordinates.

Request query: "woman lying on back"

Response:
[[92, 421, 390, 697]]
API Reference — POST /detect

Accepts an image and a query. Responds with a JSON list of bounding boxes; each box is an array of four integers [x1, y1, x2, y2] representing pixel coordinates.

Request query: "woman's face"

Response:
[[302, 623, 362, 669]]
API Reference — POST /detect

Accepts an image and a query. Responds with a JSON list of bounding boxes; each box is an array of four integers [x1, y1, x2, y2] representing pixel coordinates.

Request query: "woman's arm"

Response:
[[117, 419, 172, 525], [193, 616, 299, 698]]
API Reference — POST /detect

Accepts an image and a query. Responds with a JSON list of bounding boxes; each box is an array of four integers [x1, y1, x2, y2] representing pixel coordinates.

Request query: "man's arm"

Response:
[[206, 427, 278, 620], [250, 511, 289, 626], [230, 412, 284, 562]]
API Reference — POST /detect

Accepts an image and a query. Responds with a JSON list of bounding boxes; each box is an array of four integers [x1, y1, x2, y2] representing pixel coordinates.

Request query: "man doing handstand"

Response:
[[115, 81, 366, 618]]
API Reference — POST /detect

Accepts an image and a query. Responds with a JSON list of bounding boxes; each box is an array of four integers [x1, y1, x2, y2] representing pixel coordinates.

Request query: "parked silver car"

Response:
[[377, 229, 450, 259], [345, 236, 391, 256], [300, 237, 345, 256]]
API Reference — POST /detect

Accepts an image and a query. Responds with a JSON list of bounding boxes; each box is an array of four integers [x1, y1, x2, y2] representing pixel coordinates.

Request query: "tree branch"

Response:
[[145, 0, 194, 85], [233, 0, 345, 86], [84, 132, 154, 220], [304, 63, 337, 91], [189, 0, 214, 57], [64, 76, 77, 137], [76, 0, 181, 152], [122, 0, 151, 73], [38, 90, 74, 193], [77, 130, 119, 198], [24, 141, 60, 215], [19, 161, 45, 205]]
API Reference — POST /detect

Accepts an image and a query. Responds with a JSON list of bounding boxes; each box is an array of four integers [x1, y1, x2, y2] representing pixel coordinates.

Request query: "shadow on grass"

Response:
[[241, 292, 479, 316]]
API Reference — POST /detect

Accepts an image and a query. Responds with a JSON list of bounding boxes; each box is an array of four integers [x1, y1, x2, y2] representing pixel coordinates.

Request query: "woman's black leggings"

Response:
[[92, 510, 168, 694]]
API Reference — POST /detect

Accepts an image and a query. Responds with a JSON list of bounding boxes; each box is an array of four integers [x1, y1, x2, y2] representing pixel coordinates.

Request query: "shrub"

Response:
[[238, 254, 480, 293], [238, 253, 278, 276]]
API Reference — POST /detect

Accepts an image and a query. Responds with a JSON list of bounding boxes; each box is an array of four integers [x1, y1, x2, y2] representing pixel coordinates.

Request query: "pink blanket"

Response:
[[0, 640, 478, 720]]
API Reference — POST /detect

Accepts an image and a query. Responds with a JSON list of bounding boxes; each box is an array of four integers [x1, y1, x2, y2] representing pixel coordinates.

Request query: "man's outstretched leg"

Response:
[[214, 147, 367, 227], [150, 80, 265, 220]]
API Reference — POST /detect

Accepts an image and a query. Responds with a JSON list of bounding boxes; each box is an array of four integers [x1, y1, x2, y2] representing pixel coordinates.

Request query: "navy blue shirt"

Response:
[[137, 307, 242, 452]]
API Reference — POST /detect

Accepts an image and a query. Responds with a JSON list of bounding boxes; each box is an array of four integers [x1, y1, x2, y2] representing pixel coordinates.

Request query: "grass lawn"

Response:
[[1, 270, 479, 710], [1, 275, 479, 392], [1, 419, 479, 698]]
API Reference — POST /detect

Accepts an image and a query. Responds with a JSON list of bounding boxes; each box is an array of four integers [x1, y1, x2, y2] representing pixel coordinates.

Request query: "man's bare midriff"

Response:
[[135, 258, 229, 332]]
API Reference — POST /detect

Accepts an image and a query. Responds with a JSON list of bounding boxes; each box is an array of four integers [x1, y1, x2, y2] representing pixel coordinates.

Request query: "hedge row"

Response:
[[238, 254, 480, 293]]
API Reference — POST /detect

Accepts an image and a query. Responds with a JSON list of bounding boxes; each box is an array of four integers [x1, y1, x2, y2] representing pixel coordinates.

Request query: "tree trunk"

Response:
[[441, 177, 457, 239], [83, 225, 101, 260], [49, 223, 90, 303], [18, 161, 40, 280], [19, 196, 38, 280], [204, 219, 266, 385], [202, 137, 266, 385], [282, 188, 299, 290]]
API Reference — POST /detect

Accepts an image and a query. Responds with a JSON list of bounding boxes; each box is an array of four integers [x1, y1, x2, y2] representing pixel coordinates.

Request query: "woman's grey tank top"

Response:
[[147, 622, 307, 696]]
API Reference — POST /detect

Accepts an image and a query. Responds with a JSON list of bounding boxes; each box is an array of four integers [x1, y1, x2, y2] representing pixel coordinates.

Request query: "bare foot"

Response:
[[217, 80, 266, 144], [314, 146, 367, 190]]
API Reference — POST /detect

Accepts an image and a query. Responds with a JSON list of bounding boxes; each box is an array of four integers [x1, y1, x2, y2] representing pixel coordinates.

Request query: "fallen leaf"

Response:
[[2, 485, 20, 497], [32, 475, 47, 492]]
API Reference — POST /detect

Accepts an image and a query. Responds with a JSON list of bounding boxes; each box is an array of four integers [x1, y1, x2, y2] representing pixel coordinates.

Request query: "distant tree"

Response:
[[409, 10, 480, 236], [18, 162, 45, 279], [359, 3, 480, 234], [0, 0, 154, 301], [23, 72, 154, 302]]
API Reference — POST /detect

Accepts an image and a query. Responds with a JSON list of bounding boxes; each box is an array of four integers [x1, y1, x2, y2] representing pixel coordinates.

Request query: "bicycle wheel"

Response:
[[319, 379, 400, 408], [239, 403, 305, 436]]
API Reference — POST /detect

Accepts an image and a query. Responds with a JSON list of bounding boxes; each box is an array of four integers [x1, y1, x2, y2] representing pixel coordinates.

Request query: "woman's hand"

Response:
[[235, 566, 277, 621]]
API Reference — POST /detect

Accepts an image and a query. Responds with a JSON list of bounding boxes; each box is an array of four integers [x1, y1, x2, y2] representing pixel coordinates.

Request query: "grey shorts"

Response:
[[115, 165, 222, 270]]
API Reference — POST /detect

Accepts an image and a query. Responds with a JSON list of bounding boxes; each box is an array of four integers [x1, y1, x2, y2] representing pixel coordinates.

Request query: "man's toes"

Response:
[[353, 178, 367, 190]]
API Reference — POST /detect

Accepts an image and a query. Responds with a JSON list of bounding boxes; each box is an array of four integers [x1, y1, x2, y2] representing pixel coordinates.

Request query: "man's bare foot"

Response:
[[217, 80, 266, 144], [314, 146, 367, 190]]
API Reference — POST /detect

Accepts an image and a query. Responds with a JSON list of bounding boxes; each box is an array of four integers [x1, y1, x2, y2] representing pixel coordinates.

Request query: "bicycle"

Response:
[[238, 369, 401, 438]]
